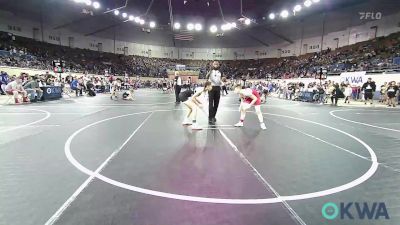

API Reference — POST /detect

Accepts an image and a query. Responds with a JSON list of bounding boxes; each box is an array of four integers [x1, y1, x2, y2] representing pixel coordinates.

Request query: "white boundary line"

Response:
[[0, 113, 98, 115], [72, 99, 177, 106], [44, 112, 154, 225], [0, 109, 51, 133], [270, 120, 371, 161], [0, 125, 60, 128], [62, 109, 378, 204], [201, 127, 235, 130], [220, 102, 301, 107], [95, 95, 173, 98], [330, 109, 400, 133], [209, 124, 234, 127], [219, 129, 306, 225], [270, 118, 400, 174]]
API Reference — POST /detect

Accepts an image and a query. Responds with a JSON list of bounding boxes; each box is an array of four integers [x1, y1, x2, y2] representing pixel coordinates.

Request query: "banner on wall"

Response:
[[340, 71, 366, 85], [176, 64, 186, 71]]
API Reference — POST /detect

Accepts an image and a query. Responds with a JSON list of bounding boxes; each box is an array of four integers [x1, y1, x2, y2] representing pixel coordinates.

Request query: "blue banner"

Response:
[[393, 57, 400, 65], [40, 86, 62, 100]]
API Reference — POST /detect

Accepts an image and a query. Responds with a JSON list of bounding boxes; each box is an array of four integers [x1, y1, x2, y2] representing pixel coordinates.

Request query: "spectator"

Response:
[[70, 77, 83, 96], [0, 71, 9, 95], [361, 78, 376, 105], [380, 82, 388, 103], [23, 76, 43, 101], [5, 76, 30, 104], [386, 81, 398, 107]]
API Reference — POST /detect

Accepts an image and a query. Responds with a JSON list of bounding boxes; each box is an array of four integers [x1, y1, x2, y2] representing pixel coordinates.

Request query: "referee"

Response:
[[174, 72, 182, 103], [206, 61, 224, 125]]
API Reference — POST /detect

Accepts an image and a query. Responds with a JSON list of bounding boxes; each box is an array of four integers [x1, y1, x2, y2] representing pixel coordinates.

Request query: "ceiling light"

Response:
[[194, 23, 202, 31], [221, 24, 229, 31], [187, 23, 194, 30], [304, 0, 312, 7], [244, 18, 251, 25], [312, 0, 320, 3], [122, 12, 127, 18], [221, 24, 226, 31], [74, 0, 83, 3], [134, 17, 140, 23], [294, 4, 302, 12], [230, 22, 237, 28], [280, 10, 289, 18], [149, 21, 156, 28], [269, 13, 275, 20], [174, 22, 181, 29], [139, 19, 145, 25], [129, 15, 134, 21], [92, 1, 100, 9], [114, 10, 120, 16], [210, 25, 218, 33], [84, 0, 92, 6]]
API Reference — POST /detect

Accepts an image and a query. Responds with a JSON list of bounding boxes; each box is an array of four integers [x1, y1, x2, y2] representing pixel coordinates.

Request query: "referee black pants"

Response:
[[208, 86, 221, 120], [175, 85, 181, 102]]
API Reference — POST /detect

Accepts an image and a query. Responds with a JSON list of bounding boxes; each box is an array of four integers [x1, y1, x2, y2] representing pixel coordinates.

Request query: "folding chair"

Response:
[[62, 86, 72, 98], [3, 91, 15, 104], [1, 84, 13, 104]]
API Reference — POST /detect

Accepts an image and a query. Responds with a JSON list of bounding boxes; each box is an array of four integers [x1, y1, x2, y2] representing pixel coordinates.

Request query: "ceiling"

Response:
[[0, 0, 399, 48]]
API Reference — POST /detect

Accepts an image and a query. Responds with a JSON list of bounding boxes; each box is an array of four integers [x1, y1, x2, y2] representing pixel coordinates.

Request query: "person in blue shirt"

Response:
[[0, 71, 9, 95], [70, 78, 83, 96]]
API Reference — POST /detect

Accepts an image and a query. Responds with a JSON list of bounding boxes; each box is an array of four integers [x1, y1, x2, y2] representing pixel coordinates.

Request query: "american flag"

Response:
[[174, 30, 194, 41]]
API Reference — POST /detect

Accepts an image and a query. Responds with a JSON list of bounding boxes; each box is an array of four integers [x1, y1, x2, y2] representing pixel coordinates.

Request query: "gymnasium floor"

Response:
[[1, 89, 400, 225]]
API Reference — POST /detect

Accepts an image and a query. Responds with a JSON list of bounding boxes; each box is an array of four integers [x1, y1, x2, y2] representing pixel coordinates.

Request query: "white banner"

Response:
[[175, 64, 186, 71], [340, 71, 366, 85]]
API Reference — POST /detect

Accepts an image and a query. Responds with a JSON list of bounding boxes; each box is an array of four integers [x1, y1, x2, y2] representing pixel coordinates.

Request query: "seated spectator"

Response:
[[5, 76, 30, 104], [86, 80, 96, 97], [23, 76, 43, 102], [0, 71, 9, 95], [70, 77, 83, 96]]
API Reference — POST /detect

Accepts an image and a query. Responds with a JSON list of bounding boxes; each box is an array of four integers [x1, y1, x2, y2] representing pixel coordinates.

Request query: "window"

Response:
[[49, 35, 60, 41], [8, 25, 21, 32]]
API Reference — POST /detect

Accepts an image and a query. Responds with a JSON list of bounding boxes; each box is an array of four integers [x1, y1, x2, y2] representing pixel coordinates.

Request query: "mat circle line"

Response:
[[330, 109, 400, 133], [0, 108, 51, 133], [64, 109, 378, 204]]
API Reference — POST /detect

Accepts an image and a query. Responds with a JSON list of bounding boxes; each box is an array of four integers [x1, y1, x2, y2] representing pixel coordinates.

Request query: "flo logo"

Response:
[[321, 202, 390, 220], [359, 12, 382, 20]]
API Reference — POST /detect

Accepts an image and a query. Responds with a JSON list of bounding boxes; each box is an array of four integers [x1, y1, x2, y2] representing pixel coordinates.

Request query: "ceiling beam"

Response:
[[168, 0, 176, 47], [243, 33, 270, 47], [103, 0, 129, 14], [53, 16, 98, 30], [84, 20, 127, 36], [262, 27, 294, 44], [143, 0, 155, 16], [217, 0, 225, 21]]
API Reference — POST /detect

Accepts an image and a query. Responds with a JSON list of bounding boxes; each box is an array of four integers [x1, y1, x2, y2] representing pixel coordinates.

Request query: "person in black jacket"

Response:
[[361, 78, 376, 105], [386, 81, 399, 107], [330, 83, 343, 106]]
